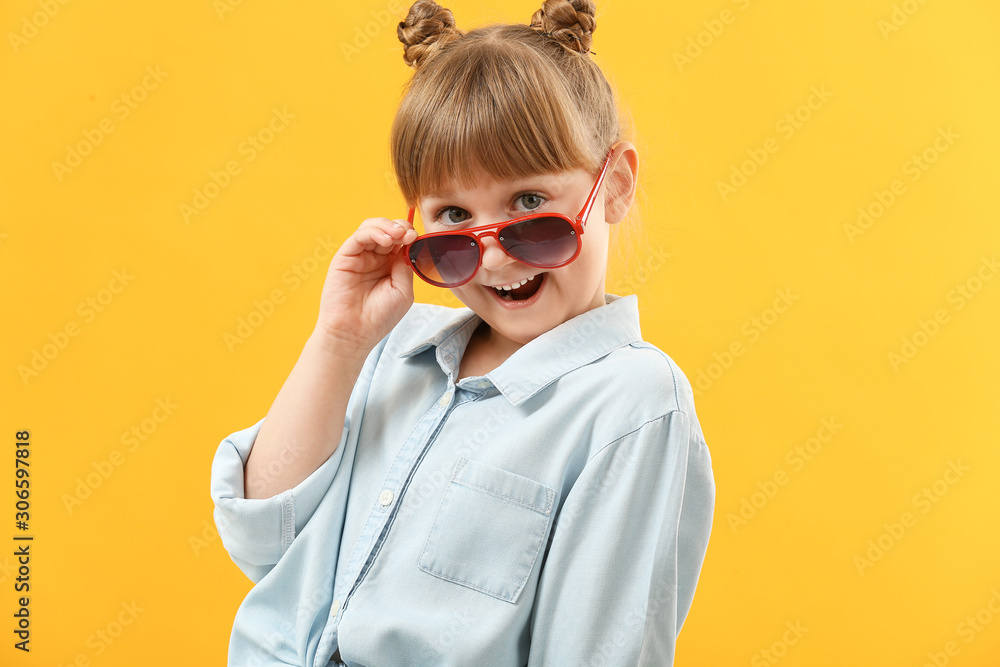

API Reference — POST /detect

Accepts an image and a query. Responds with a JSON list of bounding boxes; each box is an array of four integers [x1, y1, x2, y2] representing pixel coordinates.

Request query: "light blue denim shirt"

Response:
[[211, 293, 715, 667]]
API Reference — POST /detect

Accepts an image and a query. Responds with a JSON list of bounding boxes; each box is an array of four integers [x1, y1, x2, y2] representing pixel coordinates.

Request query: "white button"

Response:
[[331, 599, 341, 615], [477, 380, 490, 389], [378, 489, 394, 506], [438, 391, 452, 407]]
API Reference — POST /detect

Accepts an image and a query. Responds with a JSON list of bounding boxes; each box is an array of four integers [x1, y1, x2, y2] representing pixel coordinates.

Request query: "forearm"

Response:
[[243, 329, 367, 499]]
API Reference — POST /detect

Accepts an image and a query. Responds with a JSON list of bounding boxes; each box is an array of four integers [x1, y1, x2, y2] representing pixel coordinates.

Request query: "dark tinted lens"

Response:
[[500, 217, 578, 267], [409, 235, 480, 286]]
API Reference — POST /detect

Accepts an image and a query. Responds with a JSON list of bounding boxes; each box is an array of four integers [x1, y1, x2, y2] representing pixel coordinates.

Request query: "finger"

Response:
[[341, 222, 402, 257], [399, 223, 419, 243], [371, 219, 420, 255], [363, 218, 417, 245], [389, 219, 420, 244], [358, 217, 411, 238], [339, 217, 420, 259]]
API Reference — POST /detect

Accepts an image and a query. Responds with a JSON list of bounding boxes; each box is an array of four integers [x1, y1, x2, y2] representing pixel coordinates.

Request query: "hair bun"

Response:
[[397, 0, 464, 69], [530, 0, 596, 55]]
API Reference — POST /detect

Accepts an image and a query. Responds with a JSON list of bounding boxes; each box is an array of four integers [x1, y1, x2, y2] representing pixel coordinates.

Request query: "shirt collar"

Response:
[[396, 294, 643, 406]]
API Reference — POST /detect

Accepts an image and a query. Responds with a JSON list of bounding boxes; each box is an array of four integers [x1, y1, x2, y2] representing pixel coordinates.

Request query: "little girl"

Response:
[[211, 1, 715, 665]]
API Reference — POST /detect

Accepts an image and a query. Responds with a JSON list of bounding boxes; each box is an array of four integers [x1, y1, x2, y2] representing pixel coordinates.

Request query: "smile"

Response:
[[487, 273, 546, 304], [489, 274, 537, 291]]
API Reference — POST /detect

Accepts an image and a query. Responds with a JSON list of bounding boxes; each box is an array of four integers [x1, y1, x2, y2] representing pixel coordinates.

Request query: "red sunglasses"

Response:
[[402, 143, 619, 288]]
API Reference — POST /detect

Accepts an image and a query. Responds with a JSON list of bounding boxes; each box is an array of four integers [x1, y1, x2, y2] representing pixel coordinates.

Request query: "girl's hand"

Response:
[[314, 217, 419, 357]]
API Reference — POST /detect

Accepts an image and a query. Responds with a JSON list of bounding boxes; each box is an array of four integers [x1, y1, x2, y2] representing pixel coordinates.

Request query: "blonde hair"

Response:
[[390, 0, 648, 286]]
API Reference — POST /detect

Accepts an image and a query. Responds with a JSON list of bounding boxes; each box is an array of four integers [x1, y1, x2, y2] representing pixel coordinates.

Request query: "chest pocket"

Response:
[[417, 457, 556, 604]]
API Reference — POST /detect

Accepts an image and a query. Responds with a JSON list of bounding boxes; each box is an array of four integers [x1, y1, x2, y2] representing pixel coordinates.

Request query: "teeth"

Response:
[[492, 275, 536, 291]]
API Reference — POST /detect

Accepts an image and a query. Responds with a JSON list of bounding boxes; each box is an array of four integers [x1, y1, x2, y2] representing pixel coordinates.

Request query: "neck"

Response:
[[477, 321, 523, 361]]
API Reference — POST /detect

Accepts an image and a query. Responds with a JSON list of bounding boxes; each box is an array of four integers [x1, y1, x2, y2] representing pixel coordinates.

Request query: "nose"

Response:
[[479, 234, 516, 274]]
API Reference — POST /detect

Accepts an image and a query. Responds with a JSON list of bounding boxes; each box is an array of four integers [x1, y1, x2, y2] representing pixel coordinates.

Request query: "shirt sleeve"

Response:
[[210, 417, 351, 583], [527, 410, 716, 666]]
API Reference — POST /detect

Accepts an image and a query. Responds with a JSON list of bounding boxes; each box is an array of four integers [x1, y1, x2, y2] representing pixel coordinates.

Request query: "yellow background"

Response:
[[2, 0, 998, 664]]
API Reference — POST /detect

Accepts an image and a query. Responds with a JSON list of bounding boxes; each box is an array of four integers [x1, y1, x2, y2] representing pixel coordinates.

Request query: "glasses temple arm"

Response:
[[576, 145, 618, 227]]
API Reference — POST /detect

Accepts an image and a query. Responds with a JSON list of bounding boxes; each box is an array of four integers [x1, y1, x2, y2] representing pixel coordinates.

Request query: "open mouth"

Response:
[[492, 273, 545, 301]]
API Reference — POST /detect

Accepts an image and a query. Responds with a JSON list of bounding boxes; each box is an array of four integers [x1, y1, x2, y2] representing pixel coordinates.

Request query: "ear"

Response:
[[603, 141, 638, 224]]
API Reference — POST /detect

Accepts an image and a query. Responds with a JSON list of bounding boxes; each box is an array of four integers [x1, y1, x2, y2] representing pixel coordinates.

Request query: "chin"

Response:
[[487, 322, 549, 348], [462, 296, 550, 343], [452, 282, 582, 345]]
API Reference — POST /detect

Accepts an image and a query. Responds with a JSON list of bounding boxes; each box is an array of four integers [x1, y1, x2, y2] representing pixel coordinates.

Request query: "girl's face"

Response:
[[416, 163, 613, 350]]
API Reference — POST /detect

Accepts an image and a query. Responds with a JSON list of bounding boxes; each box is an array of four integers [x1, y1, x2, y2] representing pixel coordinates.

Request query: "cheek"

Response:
[[450, 284, 482, 305], [578, 230, 608, 261], [571, 233, 609, 278]]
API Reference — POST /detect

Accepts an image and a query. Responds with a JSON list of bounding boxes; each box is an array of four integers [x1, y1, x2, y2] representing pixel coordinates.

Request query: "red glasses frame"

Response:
[[402, 143, 620, 288]]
